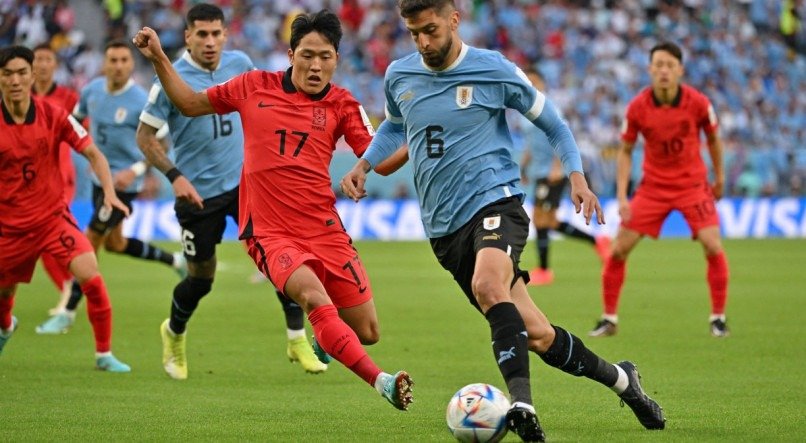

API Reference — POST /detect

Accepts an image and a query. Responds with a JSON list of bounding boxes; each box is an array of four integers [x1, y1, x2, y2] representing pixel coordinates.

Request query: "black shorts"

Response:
[[175, 187, 239, 263], [88, 185, 137, 234], [533, 177, 568, 211], [429, 197, 531, 312]]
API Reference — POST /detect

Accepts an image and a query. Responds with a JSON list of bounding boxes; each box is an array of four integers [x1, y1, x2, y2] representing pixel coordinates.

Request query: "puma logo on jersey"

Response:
[[400, 90, 414, 101], [482, 232, 501, 241]]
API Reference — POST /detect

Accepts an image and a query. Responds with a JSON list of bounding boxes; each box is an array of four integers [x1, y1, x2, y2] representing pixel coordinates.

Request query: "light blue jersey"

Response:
[[75, 78, 148, 193], [363, 43, 584, 237], [139, 50, 253, 199]]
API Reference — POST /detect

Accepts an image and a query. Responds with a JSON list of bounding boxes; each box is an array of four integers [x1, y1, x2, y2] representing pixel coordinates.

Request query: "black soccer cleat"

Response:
[[710, 318, 730, 337], [616, 361, 666, 430], [588, 318, 618, 337], [506, 405, 546, 442]]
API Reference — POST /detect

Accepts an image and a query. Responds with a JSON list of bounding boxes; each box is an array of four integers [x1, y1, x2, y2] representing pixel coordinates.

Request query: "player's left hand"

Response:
[[569, 172, 605, 225], [113, 169, 136, 191], [105, 194, 130, 218], [340, 160, 370, 202], [711, 177, 724, 200]]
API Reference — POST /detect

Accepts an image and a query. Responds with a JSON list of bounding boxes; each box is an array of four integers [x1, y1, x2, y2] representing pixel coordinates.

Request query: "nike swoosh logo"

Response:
[[358, 286, 367, 294], [257, 101, 273, 108], [337, 341, 349, 354]]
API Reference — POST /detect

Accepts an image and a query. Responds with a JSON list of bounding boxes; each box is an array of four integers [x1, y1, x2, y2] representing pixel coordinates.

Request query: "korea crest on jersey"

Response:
[[456, 85, 473, 109]]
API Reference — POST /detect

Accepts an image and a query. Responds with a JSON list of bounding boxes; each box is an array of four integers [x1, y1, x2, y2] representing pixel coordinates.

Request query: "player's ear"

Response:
[[450, 10, 459, 31], [287, 48, 294, 65]]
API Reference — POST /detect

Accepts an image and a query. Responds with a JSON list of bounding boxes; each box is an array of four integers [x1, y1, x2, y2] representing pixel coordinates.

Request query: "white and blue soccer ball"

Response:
[[446, 383, 510, 443]]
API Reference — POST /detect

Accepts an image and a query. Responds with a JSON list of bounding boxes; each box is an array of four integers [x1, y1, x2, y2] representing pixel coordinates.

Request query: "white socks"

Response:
[[287, 328, 305, 340], [611, 364, 630, 394]]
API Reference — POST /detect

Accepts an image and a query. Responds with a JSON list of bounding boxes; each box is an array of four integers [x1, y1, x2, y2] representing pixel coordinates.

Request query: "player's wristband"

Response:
[[165, 167, 183, 183], [130, 161, 147, 177]]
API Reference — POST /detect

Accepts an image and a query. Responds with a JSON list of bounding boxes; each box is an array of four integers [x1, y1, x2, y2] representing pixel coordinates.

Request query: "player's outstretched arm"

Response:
[[340, 159, 371, 202], [374, 146, 409, 176], [136, 122, 204, 209], [706, 132, 725, 199], [81, 143, 130, 217], [615, 141, 635, 222], [132, 27, 214, 117]]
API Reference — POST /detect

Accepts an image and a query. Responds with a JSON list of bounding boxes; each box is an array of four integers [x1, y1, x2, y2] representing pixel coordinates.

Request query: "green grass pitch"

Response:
[[3, 239, 805, 441]]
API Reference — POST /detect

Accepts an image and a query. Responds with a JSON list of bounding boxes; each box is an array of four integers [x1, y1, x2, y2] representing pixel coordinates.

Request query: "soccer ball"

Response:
[[446, 383, 510, 443]]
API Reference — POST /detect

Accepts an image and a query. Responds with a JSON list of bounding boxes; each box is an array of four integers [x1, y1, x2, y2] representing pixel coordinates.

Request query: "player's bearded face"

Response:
[[405, 8, 459, 69], [649, 50, 683, 90], [0, 58, 33, 103], [288, 32, 338, 95], [185, 20, 227, 71], [103, 47, 134, 88]]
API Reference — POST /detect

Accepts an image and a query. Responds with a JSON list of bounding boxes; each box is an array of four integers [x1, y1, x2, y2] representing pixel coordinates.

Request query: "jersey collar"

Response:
[[182, 50, 219, 73], [282, 67, 331, 101], [651, 85, 683, 107], [105, 78, 135, 96], [1, 99, 36, 125], [420, 41, 469, 73]]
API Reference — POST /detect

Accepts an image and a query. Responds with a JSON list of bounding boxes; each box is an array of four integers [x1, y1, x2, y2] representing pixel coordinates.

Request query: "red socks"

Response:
[[707, 251, 729, 315], [308, 304, 381, 385], [41, 253, 72, 293], [80, 275, 112, 353], [602, 256, 626, 316], [0, 294, 14, 330]]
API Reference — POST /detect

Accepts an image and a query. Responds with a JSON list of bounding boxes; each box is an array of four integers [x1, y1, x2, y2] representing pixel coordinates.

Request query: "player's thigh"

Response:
[[471, 198, 530, 297], [282, 262, 331, 312], [103, 223, 128, 252], [315, 232, 373, 309], [247, 236, 324, 303], [678, 183, 720, 242], [611, 226, 644, 258], [622, 185, 673, 238], [39, 214, 97, 283], [430, 230, 478, 311], [695, 226, 723, 255], [0, 232, 43, 287], [87, 185, 135, 237], [175, 198, 232, 277]]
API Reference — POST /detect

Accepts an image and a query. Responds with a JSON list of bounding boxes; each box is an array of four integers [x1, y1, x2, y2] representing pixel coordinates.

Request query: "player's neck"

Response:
[[106, 78, 128, 93], [652, 85, 680, 105], [432, 38, 463, 71], [32, 79, 54, 95], [3, 96, 32, 123]]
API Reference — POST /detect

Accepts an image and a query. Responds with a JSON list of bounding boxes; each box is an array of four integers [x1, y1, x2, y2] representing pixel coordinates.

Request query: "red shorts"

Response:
[[246, 231, 372, 309], [0, 212, 93, 286], [623, 181, 720, 239]]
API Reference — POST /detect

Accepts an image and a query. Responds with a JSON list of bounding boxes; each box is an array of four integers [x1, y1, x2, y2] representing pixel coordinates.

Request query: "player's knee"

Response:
[[358, 325, 380, 345], [103, 237, 126, 253], [471, 276, 508, 307]]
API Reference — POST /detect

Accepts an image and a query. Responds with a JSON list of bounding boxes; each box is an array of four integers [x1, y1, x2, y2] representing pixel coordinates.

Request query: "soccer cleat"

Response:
[[287, 336, 327, 374], [381, 370, 414, 411], [160, 319, 188, 380], [35, 312, 74, 335], [506, 404, 546, 442], [616, 361, 665, 430], [595, 236, 612, 262], [311, 336, 332, 364], [588, 318, 618, 337], [96, 354, 131, 373], [173, 252, 188, 279], [710, 318, 730, 337], [0, 316, 18, 356], [527, 268, 554, 286]]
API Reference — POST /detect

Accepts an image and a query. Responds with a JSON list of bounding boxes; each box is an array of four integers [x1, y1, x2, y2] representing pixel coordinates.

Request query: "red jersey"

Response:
[[0, 98, 91, 235], [33, 83, 80, 202], [207, 68, 374, 239], [621, 84, 718, 187]]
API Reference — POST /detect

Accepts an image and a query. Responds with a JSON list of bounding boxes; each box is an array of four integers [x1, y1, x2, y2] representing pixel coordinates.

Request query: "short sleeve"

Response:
[[338, 94, 374, 157], [207, 71, 251, 115], [140, 81, 171, 129], [60, 113, 92, 152], [383, 67, 403, 124], [74, 86, 89, 120], [699, 95, 719, 136], [500, 60, 545, 121], [620, 101, 640, 143]]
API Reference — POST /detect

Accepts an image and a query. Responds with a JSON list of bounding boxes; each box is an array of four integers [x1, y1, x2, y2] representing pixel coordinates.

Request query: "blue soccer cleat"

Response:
[[35, 312, 74, 335], [96, 354, 132, 373], [311, 336, 332, 364], [381, 370, 414, 411], [0, 316, 18, 356]]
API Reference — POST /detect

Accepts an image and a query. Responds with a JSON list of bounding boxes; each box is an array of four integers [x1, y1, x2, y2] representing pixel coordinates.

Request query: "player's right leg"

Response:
[[590, 226, 643, 337], [104, 223, 186, 278], [511, 282, 665, 431]]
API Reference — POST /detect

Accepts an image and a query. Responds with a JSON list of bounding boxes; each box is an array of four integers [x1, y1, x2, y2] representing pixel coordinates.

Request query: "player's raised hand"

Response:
[[132, 27, 165, 62], [104, 194, 131, 218], [569, 172, 605, 225], [340, 160, 370, 202], [173, 176, 204, 209]]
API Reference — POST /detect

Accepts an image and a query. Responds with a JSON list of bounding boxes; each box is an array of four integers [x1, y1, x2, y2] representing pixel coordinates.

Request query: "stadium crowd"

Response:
[[2, 0, 803, 198]]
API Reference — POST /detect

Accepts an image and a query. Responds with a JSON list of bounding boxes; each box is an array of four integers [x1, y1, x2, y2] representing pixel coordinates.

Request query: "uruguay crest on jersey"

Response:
[[456, 85, 473, 108]]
